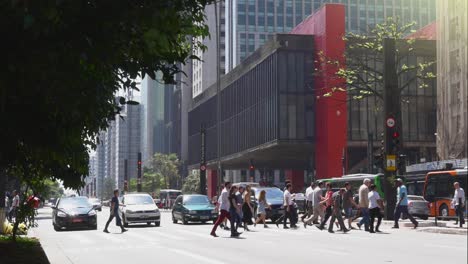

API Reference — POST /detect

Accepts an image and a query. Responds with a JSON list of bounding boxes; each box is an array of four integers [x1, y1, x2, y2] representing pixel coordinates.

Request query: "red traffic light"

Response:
[[137, 161, 142, 165], [392, 131, 400, 138], [249, 165, 255, 171]]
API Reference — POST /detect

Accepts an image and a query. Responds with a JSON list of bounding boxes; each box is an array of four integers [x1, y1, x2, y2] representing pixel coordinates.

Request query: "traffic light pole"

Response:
[[137, 152, 142, 192], [200, 124, 207, 195], [124, 159, 128, 193], [383, 38, 401, 220]]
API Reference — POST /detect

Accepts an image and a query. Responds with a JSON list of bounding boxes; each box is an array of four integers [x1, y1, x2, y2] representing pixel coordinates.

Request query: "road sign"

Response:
[[200, 165, 206, 171], [386, 155, 396, 171], [386, 117, 396, 128]]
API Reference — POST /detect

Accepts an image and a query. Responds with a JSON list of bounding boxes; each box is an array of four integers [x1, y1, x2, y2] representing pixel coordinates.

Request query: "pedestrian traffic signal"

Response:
[[249, 160, 255, 178]]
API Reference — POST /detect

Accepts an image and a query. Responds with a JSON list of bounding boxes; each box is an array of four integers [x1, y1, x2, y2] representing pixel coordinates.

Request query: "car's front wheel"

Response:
[[172, 213, 177, 224], [53, 224, 61, 231], [155, 222, 160, 227], [182, 217, 188, 225]]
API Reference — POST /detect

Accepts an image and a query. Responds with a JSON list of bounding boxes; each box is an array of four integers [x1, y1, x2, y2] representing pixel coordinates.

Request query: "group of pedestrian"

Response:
[[4, 190, 20, 222], [211, 182, 274, 237]]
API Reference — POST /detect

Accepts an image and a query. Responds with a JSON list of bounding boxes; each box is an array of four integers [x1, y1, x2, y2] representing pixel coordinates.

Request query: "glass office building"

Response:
[[227, 0, 436, 71]]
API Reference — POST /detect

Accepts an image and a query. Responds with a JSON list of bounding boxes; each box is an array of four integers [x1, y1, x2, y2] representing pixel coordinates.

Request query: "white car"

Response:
[[120, 193, 161, 227]]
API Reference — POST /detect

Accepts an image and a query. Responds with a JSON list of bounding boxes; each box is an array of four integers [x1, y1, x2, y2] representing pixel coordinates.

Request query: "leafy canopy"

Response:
[[316, 17, 436, 102], [0, 0, 214, 189]]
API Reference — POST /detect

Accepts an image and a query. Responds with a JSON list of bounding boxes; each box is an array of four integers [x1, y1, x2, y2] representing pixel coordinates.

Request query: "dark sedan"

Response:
[[172, 195, 217, 224], [52, 196, 97, 231]]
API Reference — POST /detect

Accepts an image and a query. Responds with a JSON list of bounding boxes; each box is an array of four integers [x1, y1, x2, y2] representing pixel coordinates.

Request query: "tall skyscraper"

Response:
[[141, 73, 168, 163], [226, 0, 436, 72], [436, 0, 467, 159]]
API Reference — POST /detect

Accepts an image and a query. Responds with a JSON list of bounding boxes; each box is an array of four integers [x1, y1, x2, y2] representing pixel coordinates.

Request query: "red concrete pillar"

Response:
[[291, 4, 346, 180], [207, 170, 218, 198], [285, 170, 305, 193]]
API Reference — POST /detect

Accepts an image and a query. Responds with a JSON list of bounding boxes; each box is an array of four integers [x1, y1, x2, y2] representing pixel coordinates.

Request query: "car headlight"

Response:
[[57, 211, 67, 217], [126, 210, 134, 214], [88, 210, 96, 216], [211, 210, 216, 214], [188, 210, 196, 214], [153, 209, 160, 213]]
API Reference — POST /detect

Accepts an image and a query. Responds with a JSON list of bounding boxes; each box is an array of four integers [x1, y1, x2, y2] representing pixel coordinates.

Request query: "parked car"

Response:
[[52, 196, 97, 231], [403, 195, 430, 220], [172, 194, 217, 224], [88, 198, 102, 211], [251, 187, 284, 222], [120, 193, 161, 227]]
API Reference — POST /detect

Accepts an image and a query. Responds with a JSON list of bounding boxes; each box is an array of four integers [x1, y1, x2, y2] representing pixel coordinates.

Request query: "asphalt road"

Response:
[[31, 207, 467, 264]]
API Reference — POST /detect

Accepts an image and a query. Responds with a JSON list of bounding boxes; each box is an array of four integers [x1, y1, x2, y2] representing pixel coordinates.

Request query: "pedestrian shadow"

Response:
[[374, 231, 390, 234], [221, 236, 247, 239]]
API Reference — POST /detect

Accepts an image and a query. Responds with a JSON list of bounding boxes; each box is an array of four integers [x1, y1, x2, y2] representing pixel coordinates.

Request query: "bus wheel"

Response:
[[439, 204, 448, 217]]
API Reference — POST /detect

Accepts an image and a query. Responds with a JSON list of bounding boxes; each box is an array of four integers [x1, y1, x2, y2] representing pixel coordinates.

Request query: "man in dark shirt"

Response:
[[328, 188, 349, 233], [343, 182, 358, 229], [104, 189, 127, 233]]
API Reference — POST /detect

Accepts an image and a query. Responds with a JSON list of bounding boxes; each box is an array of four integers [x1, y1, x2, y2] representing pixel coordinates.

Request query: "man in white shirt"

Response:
[[210, 182, 232, 237], [452, 182, 465, 227], [303, 181, 324, 227], [368, 184, 383, 233], [282, 184, 297, 229], [301, 182, 315, 222]]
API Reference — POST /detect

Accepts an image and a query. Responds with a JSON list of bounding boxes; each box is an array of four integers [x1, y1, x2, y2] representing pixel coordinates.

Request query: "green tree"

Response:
[[40, 180, 64, 200], [317, 17, 436, 219], [0, 0, 214, 237], [182, 171, 201, 194], [128, 170, 164, 195], [146, 153, 181, 189]]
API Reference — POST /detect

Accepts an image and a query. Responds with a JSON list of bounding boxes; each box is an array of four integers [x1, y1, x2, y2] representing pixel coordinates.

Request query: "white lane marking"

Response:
[[94, 232, 127, 243], [172, 228, 215, 239], [152, 231, 186, 241], [70, 233, 95, 245], [124, 230, 161, 244], [314, 248, 350, 256], [424, 244, 467, 251], [168, 248, 228, 264]]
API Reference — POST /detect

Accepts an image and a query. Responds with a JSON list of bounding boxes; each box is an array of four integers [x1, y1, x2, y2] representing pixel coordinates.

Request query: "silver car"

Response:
[[120, 193, 161, 227], [404, 195, 430, 220]]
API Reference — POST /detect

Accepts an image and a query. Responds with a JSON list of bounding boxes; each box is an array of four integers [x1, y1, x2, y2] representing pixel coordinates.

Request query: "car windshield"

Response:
[[408, 196, 425, 201], [256, 188, 283, 201], [58, 198, 91, 209], [125, 195, 154, 205], [184, 195, 210, 205], [89, 198, 100, 203]]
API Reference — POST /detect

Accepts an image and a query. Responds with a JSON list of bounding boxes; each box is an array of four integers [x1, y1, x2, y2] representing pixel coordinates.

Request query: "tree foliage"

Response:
[[128, 168, 164, 195], [145, 153, 181, 189], [182, 171, 200, 194], [0, 0, 214, 190], [316, 17, 436, 102]]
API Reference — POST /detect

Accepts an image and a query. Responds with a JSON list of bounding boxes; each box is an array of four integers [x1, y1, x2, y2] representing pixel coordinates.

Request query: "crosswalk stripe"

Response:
[[168, 248, 228, 264], [94, 232, 127, 243]]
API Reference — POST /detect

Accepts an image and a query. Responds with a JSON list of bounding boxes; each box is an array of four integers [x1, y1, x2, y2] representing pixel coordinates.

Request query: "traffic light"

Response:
[[391, 130, 400, 154], [249, 159, 255, 178], [380, 132, 385, 155]]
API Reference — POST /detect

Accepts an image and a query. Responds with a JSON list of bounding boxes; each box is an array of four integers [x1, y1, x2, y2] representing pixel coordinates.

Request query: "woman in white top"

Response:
[[368, 184, 383, 233]]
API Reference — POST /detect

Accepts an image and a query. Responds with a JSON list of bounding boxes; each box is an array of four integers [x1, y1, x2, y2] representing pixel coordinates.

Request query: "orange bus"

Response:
[[423, 169, 467, 217]]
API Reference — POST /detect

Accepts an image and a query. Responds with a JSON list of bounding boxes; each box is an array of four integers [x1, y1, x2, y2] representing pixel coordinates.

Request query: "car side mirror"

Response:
[[176, 202, 182, 205], [51, 206, 56, 210]]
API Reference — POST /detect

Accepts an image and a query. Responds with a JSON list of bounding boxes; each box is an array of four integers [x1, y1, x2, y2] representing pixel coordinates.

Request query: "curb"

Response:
[[416, 227, 468, 235]]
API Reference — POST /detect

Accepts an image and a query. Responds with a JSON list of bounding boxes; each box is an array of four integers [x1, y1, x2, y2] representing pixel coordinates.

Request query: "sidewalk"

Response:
[[376, 219, 467, 235]]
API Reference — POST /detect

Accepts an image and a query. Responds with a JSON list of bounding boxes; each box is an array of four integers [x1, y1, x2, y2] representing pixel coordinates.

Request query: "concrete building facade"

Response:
[[436, 0, 468, 160]]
